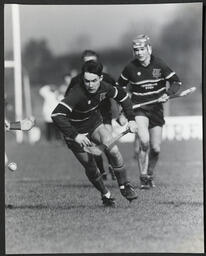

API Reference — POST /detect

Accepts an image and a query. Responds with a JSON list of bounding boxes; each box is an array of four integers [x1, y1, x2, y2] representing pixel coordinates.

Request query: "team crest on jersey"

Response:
[[137, 72, 141, 76], [99, 92, 107, 102], [152, 69, 161, 78], [88, 100, 91, 104]]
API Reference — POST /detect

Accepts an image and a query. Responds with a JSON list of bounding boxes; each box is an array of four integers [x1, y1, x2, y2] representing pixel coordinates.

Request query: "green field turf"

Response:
[[5, 135, 204, 254]]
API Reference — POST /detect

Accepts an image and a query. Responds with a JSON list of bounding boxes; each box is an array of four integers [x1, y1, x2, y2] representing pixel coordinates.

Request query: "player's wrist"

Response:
[[73, 133, 80, 141], [167, 81, 181, 96]]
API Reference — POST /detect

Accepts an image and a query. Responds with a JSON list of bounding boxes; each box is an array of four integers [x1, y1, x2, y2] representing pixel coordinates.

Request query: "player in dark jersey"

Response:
[[117, 35, 182, 189], [52, 60, 138, 206], [65, 50, 117, 180]]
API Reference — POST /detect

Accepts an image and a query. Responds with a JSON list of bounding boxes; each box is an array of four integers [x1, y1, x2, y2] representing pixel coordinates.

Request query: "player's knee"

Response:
[[109, 144, 119, 154], [150, 145, 160, 155], [138, 134, 149, 151], [141, 141, 149, 152], [106, 145, 124, 167], [101, 136, 112, 146]]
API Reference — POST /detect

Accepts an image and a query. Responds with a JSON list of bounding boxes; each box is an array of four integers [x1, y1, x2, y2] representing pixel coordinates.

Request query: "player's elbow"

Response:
[[167, 81, 182, 96], [51, 112, 67, 123], [51, 114, 57, 124]]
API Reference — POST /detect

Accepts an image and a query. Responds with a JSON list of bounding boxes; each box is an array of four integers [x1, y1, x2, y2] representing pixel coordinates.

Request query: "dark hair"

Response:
[[81, 60, 103, 76], [81, 50, 99, 60]]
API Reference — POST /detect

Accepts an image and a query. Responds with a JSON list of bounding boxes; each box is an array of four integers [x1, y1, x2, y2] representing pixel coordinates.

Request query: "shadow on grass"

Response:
[[11, 180, 118, 189], [157, 201, 203, 207], [54, 183, 118, 189], [5, 203, 110, 210]]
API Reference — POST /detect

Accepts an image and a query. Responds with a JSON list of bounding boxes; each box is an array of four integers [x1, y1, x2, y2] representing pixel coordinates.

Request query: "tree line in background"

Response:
[[5, 4, 202, 88], [4, 5, 202, 115]]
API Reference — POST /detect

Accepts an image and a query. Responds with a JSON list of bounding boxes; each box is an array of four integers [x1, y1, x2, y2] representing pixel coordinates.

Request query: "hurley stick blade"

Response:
[[178, 86, 196, 97], [20, 118, 35, 131]]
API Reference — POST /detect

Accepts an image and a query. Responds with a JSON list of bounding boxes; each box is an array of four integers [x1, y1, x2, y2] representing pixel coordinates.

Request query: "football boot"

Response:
[[147, 175, 156, 188], [102, 196, 116, 207], [120, 182, 138, 202], [140, 174, 150, 189]]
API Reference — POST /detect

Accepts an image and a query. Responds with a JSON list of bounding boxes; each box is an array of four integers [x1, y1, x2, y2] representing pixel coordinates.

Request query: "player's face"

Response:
[[83, 72, 102, 93], [133, 46, 150, 63]]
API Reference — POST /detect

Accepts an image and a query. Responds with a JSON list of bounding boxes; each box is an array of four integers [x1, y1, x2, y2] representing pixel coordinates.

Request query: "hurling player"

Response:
[[65, 50, 118, 181], [52, 60, 138, 207], [117, 35, 182, 189]]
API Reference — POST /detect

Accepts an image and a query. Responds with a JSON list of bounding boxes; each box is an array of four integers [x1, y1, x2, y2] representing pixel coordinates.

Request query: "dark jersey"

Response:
[[117, 55, 181, 108], [51, 80, 134, 139], [64, 72, 116, 124]]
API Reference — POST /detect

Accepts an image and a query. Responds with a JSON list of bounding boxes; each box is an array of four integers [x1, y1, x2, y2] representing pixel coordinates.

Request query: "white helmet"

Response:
[[132, 34, 152, 55]]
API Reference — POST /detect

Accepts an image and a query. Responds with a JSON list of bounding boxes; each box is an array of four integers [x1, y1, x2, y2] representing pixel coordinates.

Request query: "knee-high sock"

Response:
[[104, 149, 113, 166], [136, 148, 149, 176], [94, 155, 105, 174], [72, 151, 108, 195], [113, 165, 128, 186], [85, 167, 108, 195], [106, 148, 128, 185], [148, 149, 159, 176]]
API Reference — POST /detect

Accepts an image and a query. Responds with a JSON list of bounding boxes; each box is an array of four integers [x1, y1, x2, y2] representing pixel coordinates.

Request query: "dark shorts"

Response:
[[134, 104, 165, 129], [65, 111, 103, 153], [99, 98, 112, 125]]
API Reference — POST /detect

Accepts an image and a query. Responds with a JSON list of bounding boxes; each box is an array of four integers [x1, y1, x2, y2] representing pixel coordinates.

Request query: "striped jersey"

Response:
[[51, 80, 134, 139], [117, 55, 181, 106], [64, 72, 116, 123]]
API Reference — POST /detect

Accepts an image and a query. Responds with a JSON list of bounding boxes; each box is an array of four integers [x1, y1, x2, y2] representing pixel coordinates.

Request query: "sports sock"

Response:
[[104, 149, 113, 166], [104, 151, 116, 179], [105, 147, 127, 185], [85, 167, 108, 195], [136, 148, 149, 176], [148, 149, 159, 176], [113, 165, 128, 186], [94, 155, 105, 175]]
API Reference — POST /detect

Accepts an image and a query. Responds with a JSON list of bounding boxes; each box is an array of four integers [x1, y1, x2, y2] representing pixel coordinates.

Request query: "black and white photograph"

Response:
[[4, 1, 204, 254]]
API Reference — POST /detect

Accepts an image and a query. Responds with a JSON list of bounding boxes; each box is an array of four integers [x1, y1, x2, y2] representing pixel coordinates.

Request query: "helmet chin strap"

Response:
[[147, 45, 152, 55], [142, 55, 151, 67]]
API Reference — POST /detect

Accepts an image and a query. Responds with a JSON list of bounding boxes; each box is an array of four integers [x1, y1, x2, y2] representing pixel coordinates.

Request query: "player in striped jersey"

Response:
[[117, 34, 182, 189], [52, 60, 138, 206], [65, 50, 117, 180]]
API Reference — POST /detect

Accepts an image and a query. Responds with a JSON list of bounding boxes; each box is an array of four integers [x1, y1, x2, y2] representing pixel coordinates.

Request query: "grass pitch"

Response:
[[5, 135, 204, 253]]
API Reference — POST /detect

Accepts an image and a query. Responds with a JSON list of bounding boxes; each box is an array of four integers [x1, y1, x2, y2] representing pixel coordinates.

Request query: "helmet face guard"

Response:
[[132, 35, 152, 55]]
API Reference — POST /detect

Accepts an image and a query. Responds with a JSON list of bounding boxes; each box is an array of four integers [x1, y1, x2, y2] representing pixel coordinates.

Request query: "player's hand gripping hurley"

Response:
[[133, 86, 196, 109], [83, 128, 130, 156]]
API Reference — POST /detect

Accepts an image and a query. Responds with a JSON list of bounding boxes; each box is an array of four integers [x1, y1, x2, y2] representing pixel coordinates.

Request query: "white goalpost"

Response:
[[5, 4, 23, 143]]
